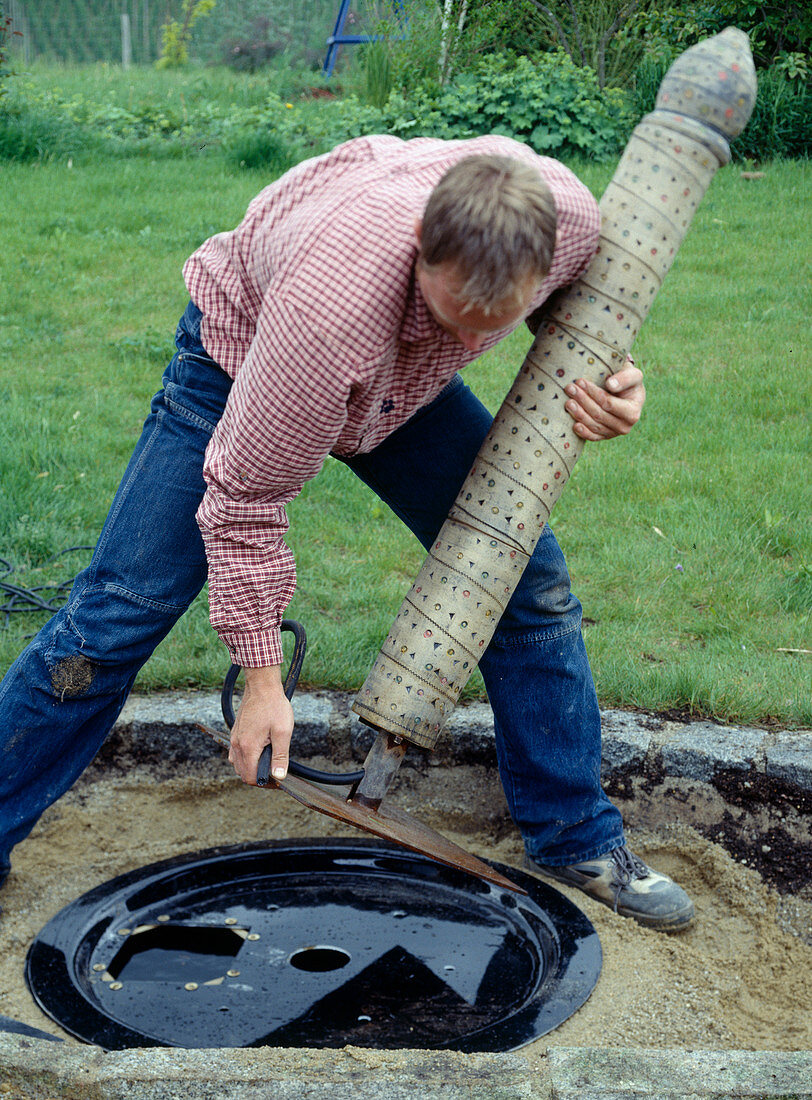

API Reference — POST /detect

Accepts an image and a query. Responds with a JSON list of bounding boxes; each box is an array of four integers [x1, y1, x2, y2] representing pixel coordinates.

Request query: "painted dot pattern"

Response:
[[353, 29, 756, 750], [655, 27, 756, 140]]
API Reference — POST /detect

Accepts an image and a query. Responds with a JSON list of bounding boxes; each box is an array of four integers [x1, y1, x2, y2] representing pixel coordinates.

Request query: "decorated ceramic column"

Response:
[[354, 28, 757, 749]]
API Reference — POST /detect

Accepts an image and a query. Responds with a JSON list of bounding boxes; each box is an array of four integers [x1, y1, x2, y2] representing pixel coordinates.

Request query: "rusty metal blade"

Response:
[[201, 725, 234, 752], [274, 772, 527, 895], [198, 724, 525, 894]]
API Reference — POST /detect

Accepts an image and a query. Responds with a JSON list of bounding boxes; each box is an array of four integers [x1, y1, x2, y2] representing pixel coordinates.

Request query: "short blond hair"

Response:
[[419, 154, 557, 311]]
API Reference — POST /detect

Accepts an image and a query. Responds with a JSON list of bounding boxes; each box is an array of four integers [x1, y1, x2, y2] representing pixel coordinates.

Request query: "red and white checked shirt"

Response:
[[184, 134, 600, 667]]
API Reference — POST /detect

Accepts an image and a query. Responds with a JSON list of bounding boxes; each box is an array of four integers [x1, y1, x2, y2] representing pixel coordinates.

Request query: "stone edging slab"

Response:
[[112, 691, 812, 793], [1, 1035, 810, 1100]]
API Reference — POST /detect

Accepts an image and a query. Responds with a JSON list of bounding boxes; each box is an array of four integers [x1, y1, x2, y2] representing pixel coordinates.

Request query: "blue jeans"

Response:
[[0, 303, 623, 884]]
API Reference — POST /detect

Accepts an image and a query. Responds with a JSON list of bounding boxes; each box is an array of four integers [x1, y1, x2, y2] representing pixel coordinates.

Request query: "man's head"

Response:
[[415, 154, 557, 351]]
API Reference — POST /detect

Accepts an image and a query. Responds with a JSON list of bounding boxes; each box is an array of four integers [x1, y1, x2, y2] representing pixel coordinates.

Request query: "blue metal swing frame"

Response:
[[323, 0, 407, 77]]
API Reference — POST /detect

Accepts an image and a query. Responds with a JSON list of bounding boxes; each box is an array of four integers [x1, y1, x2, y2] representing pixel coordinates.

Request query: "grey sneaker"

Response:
[[525, 845, 695, 931]]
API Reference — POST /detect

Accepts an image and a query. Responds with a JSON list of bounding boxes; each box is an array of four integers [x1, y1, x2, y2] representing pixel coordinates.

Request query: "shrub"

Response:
[[527, 0, 650, 90], [382, 51, 635, 159], [631, 52, 810, 161], [625, 1, 811, 70], [221, 17, 284, 72], [361, 0, 541, 98], [0, 101, 85, 162], [248, 51, 636, 163], [223, 128, 299, 172], [157, 0, 217, 70], [732, 64, 811, 161]]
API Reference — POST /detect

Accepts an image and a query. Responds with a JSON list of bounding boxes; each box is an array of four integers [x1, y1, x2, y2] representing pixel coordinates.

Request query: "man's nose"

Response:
[[456, 329, 486, 352]]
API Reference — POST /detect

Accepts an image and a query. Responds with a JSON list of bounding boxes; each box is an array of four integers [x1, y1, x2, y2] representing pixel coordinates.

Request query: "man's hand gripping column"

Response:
[[564, 357, 645, 442]]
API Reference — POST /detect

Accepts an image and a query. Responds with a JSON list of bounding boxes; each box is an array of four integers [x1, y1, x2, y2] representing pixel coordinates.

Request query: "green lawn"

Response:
[[1, 155, 809, 727]]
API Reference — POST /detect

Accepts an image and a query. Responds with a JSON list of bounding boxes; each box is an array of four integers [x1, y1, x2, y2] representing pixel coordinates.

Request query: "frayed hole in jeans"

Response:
[[50, 655, 96, 701]]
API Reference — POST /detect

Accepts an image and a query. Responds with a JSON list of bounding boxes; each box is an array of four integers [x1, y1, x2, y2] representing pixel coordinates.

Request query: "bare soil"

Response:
[[1, 757, 811, 1052]]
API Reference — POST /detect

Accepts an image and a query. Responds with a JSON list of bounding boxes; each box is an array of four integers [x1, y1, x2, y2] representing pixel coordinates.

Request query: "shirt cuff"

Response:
[[219, 627, 284, 669]]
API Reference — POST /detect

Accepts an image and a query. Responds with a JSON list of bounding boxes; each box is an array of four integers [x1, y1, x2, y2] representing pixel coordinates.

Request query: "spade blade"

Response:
[[274, 772, 527, 895]]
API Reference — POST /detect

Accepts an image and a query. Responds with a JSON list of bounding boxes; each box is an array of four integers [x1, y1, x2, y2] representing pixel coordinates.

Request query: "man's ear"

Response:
[[414, 219, 423, 249]]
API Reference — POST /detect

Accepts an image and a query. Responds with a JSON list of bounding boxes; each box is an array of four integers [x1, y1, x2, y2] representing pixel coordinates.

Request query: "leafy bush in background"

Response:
[[156, 0, 217, 70], [357, 0, 543, 99], [221, 16, 284, 72], [525, 0, 650, 90], [632, 52, 810, 161], [732, 64, 811, 161], [0, 45, 635, 166], [625, 0, 810, 159], [248, 51, 634, 163], [626, 0, 811, 70], [382, 52, 634, 159]]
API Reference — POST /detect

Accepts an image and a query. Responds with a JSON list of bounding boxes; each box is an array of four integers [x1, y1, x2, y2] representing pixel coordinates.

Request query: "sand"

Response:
[[1, 757, 810, 1053]]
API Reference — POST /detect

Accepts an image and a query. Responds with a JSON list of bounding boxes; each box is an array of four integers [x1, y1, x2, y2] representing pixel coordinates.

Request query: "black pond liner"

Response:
[[25, 838, 601, 1052]]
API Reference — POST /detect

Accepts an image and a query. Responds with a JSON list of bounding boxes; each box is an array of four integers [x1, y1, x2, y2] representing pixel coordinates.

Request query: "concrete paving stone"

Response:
[[436, 701, 499, 765], [118, 690, 227, 734], [6, 1039, 812, 1100], [765, 731, 812, 792], [115, 691, 334, 761], [0, 1034, 548, 1099], [547, 1047, 812, 1099], [111, 692, 810, 791], [282, 693, 334, 758], [599, 711, 652, 775], [351, 701, 657, 772], [659, 722, 769, 782], [111, 691, 228, 768], [348, 708, 377, 757]]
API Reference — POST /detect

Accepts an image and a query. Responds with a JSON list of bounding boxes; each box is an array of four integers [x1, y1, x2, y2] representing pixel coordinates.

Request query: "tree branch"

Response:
[[597, 0, 641, 88], [564, 0, 587, 67], [527, 0, 573, 59]]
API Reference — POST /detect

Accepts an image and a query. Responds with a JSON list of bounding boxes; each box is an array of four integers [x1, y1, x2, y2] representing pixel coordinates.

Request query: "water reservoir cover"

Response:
[[26, 838, 601, 1051]]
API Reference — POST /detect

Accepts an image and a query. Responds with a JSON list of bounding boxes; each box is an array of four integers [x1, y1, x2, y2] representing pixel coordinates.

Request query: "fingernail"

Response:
[[273, 767, 286, 779], [565, 384, 576, 396], [606, 377, 619, 391]]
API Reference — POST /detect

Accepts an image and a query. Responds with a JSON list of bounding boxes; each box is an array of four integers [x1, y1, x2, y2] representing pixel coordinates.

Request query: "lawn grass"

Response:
[[1, 153, 809, 727]]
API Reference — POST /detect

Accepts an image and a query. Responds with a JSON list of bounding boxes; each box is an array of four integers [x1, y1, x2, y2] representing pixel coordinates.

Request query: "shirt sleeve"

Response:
[[196, 295, 359, 667]]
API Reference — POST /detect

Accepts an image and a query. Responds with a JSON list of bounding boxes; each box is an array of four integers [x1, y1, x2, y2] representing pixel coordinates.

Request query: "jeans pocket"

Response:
[[163, 380, 222, 434], [163, 361, 233, 435]]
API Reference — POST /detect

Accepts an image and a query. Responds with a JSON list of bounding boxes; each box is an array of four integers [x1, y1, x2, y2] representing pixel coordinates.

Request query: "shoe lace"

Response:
[[608, 846, 650, 912]]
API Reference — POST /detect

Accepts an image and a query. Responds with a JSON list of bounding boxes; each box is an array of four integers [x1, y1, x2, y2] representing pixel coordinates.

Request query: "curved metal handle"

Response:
[[220, 619, 364, 788]]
